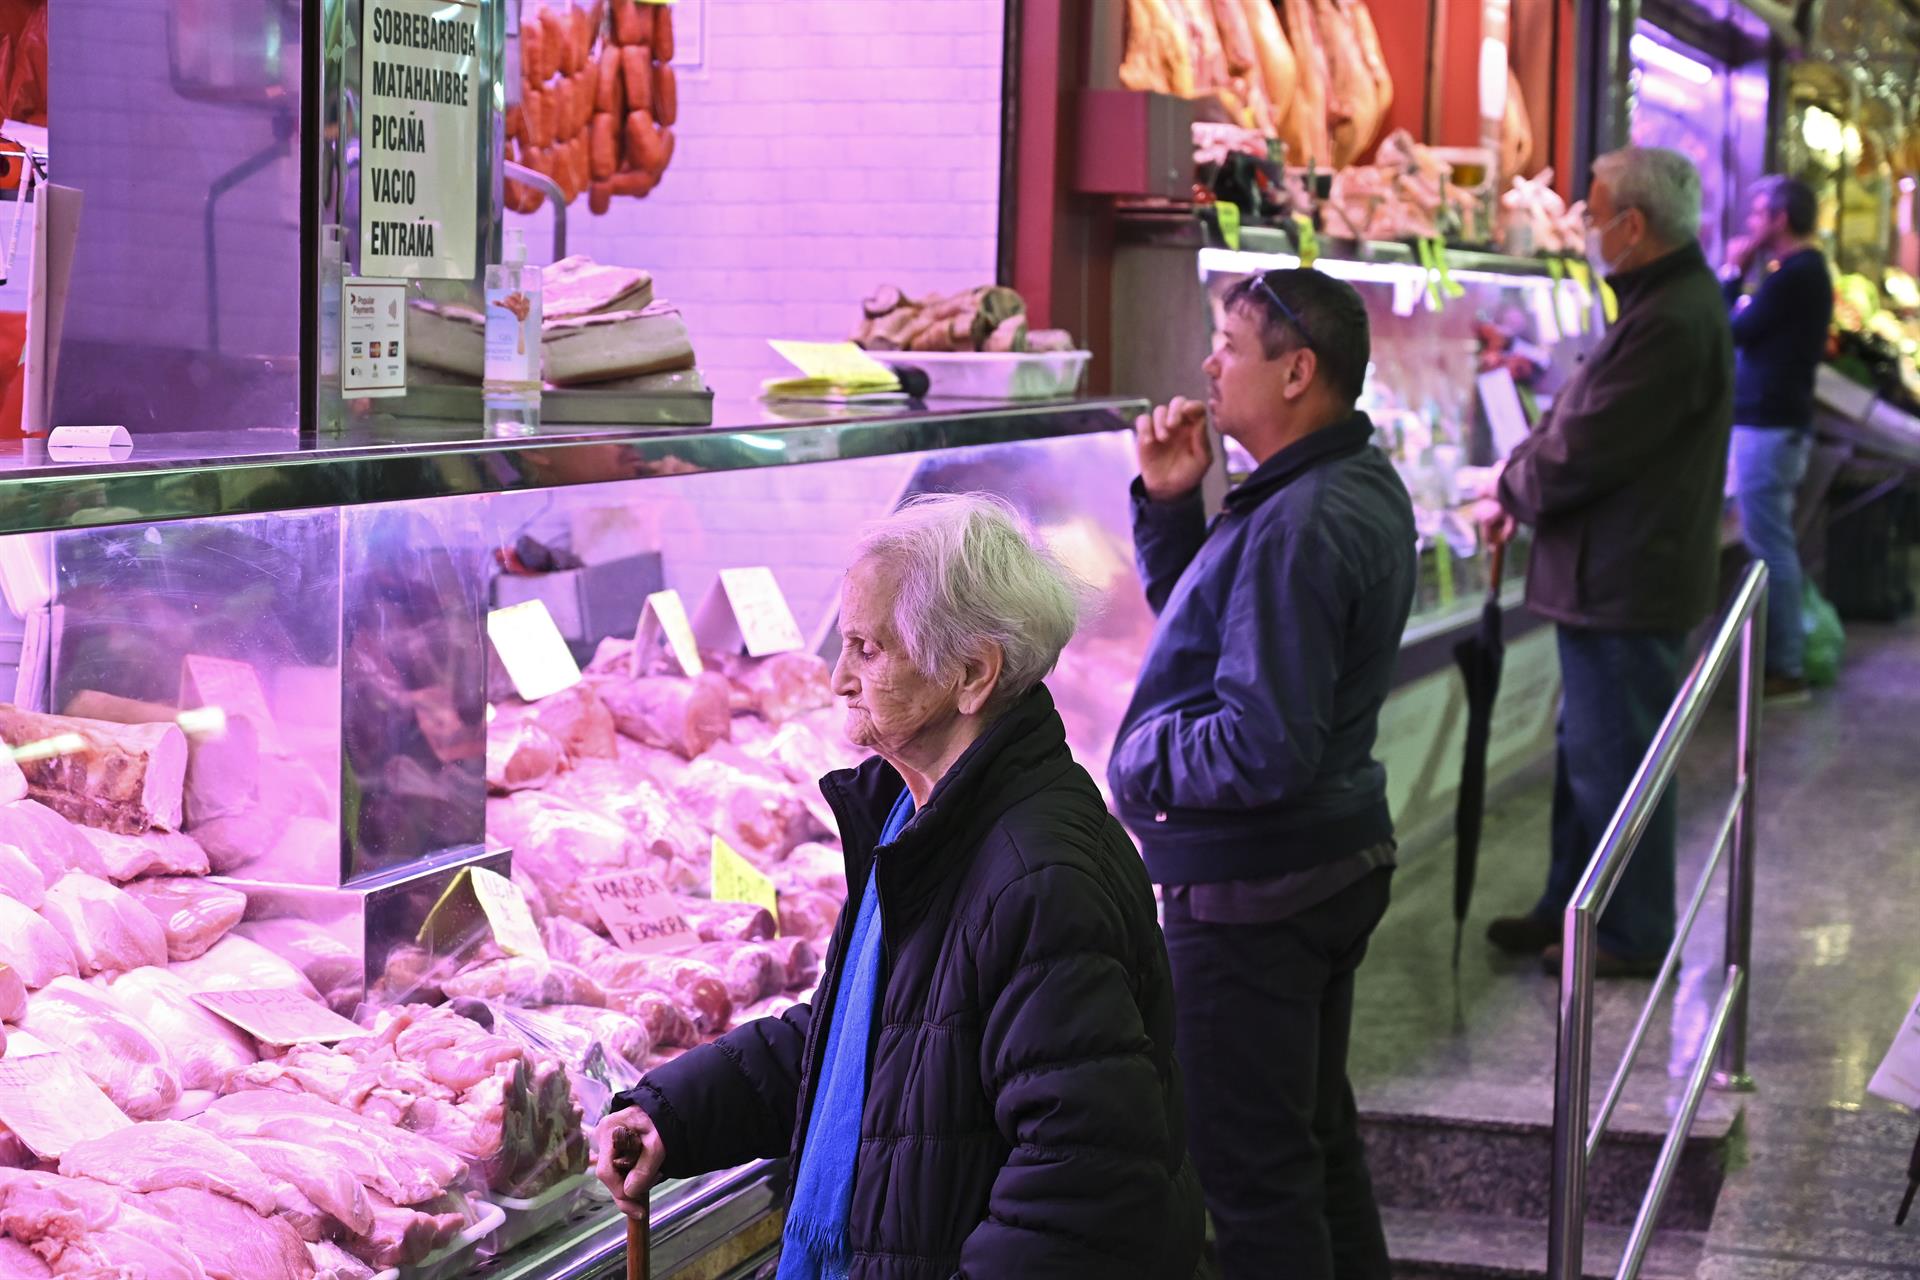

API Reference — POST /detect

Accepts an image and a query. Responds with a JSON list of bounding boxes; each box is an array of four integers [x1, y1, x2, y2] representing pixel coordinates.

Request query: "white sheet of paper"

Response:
[[1477, 368, 1533, 459], [0, 1052, 133, 1156], [488, 599, 582, 702], [194, 988, 366, 1046], [1868, 986, 1920, 1109]]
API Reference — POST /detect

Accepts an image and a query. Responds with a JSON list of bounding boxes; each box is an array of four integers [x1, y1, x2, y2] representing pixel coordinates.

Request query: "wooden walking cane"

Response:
[[627, 1207, 649, 1280]]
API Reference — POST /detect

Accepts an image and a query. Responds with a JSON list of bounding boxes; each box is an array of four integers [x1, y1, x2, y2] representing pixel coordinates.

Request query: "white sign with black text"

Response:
[[360, 0, 481, 280]]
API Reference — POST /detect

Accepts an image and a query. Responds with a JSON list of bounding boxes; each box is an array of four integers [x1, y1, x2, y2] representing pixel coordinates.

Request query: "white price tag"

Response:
[[488, 600, 583, 702], [585, 869, 701, 953], [359, 0, 481, 280], [633, 589, 704, 678], [694, 567, 805, 658], [0, 1053, 133, 1156], [194, 988, 366, 1046], [342, 277, 408, 397], [1868, 986, 1920, 1109]]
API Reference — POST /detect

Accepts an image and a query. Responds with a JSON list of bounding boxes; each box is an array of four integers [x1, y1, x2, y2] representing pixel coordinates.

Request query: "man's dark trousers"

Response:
[[1531, 625, 1686, 959], [1163, 868, 1394, 1280]]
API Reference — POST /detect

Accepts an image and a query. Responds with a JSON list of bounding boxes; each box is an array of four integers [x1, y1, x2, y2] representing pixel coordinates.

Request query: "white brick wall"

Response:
[[510, 0, 1006, 397]]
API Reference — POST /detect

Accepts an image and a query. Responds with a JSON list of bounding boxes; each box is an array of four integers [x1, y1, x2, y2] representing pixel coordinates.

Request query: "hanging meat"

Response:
[[1314, 0, 1382, 167], [1501, 66, 1535, 179], [1119, 0, 1196, 96], [1277, 0, 1334, 168], [1240, 0, 1298, 140]]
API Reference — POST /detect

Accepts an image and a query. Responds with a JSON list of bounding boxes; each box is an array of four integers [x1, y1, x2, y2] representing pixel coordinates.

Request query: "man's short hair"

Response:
[[1221, 269, 1371, 406], [1591, 146, 1702, 246], [1753, 175, 1818, 236]]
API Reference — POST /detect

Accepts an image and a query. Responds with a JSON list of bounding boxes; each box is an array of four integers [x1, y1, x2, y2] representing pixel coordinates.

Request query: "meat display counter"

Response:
[[0, 396, 1154, 1280], [1111, 215, 1604, 843]]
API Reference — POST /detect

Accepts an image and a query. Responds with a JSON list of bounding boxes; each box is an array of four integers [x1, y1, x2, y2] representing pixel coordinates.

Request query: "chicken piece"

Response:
[[193, 1091, 468, 1207], [75, 827, 210, 882], [20, 976, 182, 1119], [137, 1185, 316, 1280], [96, 966, 258, 1091], [590, 672, 733, 759], [0, 896, 75, 989], [671, 748, 832, 863], [348, 1192, 466, 1270], [0, 1236, 50, 1277], [0, 965, 22, 1022], [59, 1120, 282, 1215], [224, 1136, 375, 1238], [722, 652, 834, 724], [167, 935, 323, 1002], [38, 872, 168, 976], [120, 876, 246, 962], [0, 800, 109, 881], [0, 1169, 204, 1280], [485, 721, 565, 794], [0, 841, 46, 907]]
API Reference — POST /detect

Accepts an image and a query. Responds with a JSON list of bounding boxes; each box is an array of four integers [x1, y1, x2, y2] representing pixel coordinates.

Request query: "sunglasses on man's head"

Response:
[[1249, 273, 1315, 352]]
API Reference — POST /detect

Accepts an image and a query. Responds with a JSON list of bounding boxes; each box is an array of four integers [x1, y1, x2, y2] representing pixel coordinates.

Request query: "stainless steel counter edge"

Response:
[[479, 1162, 784, 1280], [1114, 210, 1566, 278], [0, 398, 1146, 536]]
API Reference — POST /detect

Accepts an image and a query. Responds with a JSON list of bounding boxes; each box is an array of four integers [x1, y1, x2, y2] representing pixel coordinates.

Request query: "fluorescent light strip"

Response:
[[1630, 32, 1714, 86], [1199, 247, 1567, 291]]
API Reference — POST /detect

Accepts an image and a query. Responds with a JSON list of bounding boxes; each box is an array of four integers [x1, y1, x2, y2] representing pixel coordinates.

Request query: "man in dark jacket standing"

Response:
[[1110, 269, 1416, 1280], [1722, 176, 1832, 701], [593, 494, 1203, 1280], [1480, 147, 1734, 976]]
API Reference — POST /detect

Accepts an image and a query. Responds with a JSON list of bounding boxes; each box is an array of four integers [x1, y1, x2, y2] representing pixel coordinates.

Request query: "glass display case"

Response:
[[0, 397, 1150, 1280]]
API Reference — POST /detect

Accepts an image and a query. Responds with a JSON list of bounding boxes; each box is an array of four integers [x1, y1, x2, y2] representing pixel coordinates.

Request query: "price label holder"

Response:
[[1413, 239, 1443, 311], [632, 588, 703, 678], [586, 869, 702, 953], [418, 865, 551, 961], [1290, 214, 1319, 268], [1212, 201, 1241, 251], [692, 567, 804, 658], [711, 834, 780, 922], [180, 653, 284, 756], [488, 599, 583, 702], [194, 988, 366, 1046], [0, 1052, 132, 1157]]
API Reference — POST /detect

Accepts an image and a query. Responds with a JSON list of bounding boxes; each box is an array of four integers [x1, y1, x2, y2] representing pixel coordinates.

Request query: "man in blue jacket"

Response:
[[1110, 268, 1417, 1280]]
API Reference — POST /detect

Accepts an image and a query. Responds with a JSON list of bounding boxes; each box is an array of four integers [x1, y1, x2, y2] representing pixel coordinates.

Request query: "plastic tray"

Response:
[[371, 1199, 505, 1280], [866, 350, 1091, 400], [479, 1172, 601, 1258]]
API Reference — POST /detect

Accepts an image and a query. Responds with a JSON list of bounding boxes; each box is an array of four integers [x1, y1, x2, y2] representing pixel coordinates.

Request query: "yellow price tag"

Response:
[[767, 340, 899, 392], [1291, 214, 1319, 268], [1213, 201, 1241, 251], [1565, 260, 1594, 334], [1414, 238, 1442, 310], [1430, 238, 1465, 298], [472, 867, 549, 960], [1435, 542, 1456, 607], [1599, 280, 1619, 324], [634, 589, 703, 678], [711, 835, 780, 924]]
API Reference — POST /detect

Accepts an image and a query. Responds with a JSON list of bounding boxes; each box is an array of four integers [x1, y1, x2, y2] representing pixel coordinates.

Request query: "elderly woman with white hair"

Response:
[[592, 493, 1203, 1280]]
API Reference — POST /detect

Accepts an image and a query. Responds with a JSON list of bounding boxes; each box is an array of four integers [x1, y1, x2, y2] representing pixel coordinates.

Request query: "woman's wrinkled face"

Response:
[[832, 556, 958, 758]]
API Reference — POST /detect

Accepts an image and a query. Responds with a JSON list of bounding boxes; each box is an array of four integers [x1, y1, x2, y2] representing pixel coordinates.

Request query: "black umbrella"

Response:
[[1451, 541, 1508, 972]]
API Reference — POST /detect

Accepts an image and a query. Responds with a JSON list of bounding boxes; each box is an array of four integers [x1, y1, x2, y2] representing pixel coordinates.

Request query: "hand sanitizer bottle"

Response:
[[484, 227, 542, 433]]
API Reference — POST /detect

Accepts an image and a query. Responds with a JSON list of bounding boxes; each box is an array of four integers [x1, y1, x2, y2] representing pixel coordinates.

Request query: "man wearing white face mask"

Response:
[[1476, 146, 1734, 977]]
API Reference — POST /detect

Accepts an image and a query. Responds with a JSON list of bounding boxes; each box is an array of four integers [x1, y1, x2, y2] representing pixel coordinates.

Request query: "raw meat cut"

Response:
[[137, 1185, 315, 1280], [0, 965, 21, 1022], [168, 935, 323, 1002], [0, 842, 46, 907], [605, 988, 699, 1048], [37, 873, 168, 975], [0, 748, 22, 806], [590, 672, 732, 759], [74, 826, 210, 882], [688, 941, 784, 1005], [58, 1120, 281, 1215], [486, 721, 565, 793], [224, 1137, 375, 1238], [0, 1236, 50, 1277], [121, 877, 246, 962], [355, 1004, 523, 1093], [1314, 0, 1383, 166], [537, 1004, 654, 1071], [495, 684, 618, 760], [772, 842, 849, 898], [442, 956, 606, 1008], [307, 1240, 376, 1280], [230, 919, 363, 1010], [0, 897, 72, 988], [487, 791, 650, 927], [20, 977, 182, 1119], [585, 952, 731, 1035], [0, 707, 188, 834], [97, 966, 258, 1091], [61, 688, 266, 828], [351, 1191, 466, 1269], [1278, 0, 1333, 167], [545, 757, 710, 869], [681, 898, 777, 942], [0, 1168, 206, 1280], [194, 1091, 468, 1206], [723, 652, 834, 724], [779, 888, 844, 944], [0, 801, 110, 881], [766, 934, 822, 992], [671, 747, 832, 861]]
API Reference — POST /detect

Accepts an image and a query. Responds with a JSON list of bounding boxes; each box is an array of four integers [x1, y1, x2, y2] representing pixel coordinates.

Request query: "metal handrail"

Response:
[[1548, 561, 1768, 1280]]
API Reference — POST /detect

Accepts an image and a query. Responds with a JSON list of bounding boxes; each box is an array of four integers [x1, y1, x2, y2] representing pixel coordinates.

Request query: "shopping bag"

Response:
[[1804, 581, 1845, 688]]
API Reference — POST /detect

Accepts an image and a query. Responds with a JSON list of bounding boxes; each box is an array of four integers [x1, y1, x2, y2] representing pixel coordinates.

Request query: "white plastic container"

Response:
[[866, 350, 1092, 400], [372, 1200, 506, 1280], [480, 1172, 600, 1258]]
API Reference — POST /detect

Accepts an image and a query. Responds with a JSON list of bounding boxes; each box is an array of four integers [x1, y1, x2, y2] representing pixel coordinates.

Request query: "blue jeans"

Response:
[[1731, 426, 1813, 678], [1532, 626, 1685, 960]]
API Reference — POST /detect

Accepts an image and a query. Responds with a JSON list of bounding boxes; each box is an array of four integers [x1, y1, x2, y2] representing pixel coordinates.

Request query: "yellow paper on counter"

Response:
[[765, 340, 900, 398], [711, 835, 780, 924]]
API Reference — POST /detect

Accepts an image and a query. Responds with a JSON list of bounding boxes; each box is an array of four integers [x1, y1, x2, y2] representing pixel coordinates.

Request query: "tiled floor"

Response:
[[1353, 615, 1920, 1276]]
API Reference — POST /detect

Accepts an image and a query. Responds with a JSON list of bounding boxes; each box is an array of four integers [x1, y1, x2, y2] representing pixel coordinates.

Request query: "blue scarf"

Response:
[[776, 788, 915, 1280]]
